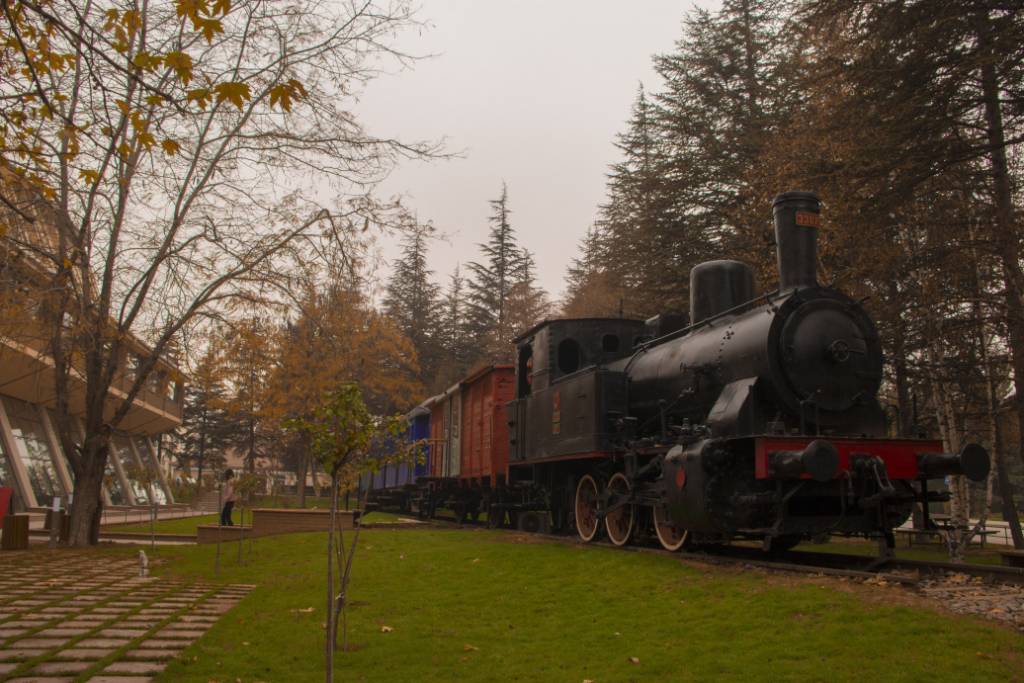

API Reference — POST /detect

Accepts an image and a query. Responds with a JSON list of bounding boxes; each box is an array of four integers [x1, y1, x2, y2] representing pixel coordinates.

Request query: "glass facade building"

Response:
[[0, 395, 175, 511]]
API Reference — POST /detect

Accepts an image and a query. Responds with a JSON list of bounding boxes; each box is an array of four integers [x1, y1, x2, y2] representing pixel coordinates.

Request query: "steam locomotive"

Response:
[[365, 192, 990, 554]]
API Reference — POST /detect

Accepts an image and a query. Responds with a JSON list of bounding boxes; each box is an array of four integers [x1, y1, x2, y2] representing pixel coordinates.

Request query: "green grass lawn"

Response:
[[125, 528, 1023, 683]]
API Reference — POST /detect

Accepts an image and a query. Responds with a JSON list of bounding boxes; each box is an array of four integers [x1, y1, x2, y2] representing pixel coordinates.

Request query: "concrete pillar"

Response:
[[0, 396, 38, 508], [138, 436, 175, 505], [126, 437, 159, 504], [104, 429, 136, 506], [36, 406, 73, 498]]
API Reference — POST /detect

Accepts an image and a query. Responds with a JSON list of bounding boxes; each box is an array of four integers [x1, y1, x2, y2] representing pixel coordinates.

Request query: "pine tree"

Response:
[[465, 183, 526, 363], [433, 266, 474, 389], [562, 226, 623, 317], [383, 224, 441, 385], [180, 340, 232, 488], [507, 249, 550, 340]]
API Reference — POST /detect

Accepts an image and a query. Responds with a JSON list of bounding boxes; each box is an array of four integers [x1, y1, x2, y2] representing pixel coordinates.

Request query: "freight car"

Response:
[[359, 403, 432, 514]]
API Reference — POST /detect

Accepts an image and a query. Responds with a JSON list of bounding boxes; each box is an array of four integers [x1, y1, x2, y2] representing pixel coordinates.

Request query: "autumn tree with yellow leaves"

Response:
[[266, 268, 422, 505], [0, 0, 437, 546]]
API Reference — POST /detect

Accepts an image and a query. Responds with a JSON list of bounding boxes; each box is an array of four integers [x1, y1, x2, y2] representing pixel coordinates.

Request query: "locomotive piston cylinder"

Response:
[[769, 439, 840, 482], [917, 443, 990, 482], [773, 191, 821, 291]]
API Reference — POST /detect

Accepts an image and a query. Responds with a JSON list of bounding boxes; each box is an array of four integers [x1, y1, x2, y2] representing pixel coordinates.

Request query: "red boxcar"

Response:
[[459, 364, 514, 486]]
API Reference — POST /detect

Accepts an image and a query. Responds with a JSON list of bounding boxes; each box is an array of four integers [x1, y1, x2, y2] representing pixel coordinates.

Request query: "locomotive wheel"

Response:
[[653, 503, 688, 552], [574, 474, 600, 542], [604, 473, 635, 547]]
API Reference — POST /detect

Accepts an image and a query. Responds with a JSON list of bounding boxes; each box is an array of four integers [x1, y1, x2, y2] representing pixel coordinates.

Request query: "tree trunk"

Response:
[[325, 469, 338, 683], [976, 12, 1024, 480], [67, 438, 109, 547], [929, 345, 970, 563], [298, 445, 309, 508]]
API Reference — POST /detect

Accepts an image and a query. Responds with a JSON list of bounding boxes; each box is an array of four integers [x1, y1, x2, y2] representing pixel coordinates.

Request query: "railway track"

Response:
[[414, 514, 1024, 588]]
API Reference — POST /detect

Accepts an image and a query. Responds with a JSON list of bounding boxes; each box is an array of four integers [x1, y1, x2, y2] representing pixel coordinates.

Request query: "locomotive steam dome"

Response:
[[776, 296, 883, 413]]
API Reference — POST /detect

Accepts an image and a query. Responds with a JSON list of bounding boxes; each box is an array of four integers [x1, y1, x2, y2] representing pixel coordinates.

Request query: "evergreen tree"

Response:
[[383, 223, 441, 385], [507, 249, 550, 339], [571, 2, 800, 319], [433, 265, 474, 389], [562, 226, 623, 317], [465, 183, 526, 362], [180, 341, 232, 488]]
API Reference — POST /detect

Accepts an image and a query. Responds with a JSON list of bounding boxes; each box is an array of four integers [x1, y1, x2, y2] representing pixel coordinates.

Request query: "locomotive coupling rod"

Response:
[[917, 443, 990, 483], [769, 440, 839, 483]]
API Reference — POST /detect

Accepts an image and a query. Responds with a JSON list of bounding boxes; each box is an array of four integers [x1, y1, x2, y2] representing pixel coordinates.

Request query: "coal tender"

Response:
[[507, 192, 989, 553]]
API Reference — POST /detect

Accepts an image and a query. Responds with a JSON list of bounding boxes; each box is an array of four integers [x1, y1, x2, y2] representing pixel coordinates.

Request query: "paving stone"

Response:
[[137, 639, 190, 649], [7, 677, 76, 682], [53, 648, 113, 660], [16, 637, 71, 648], [86, 677, 153, 683], [193, 604, 233, 614], [0, 662, 16, 673], [97, 628, 148, 638], [60, 621, 104, 629], [32, 661, 93, 674], [153, 628, 204, 639], [0, 648, 47, 660], [0, 627, 28, 638], [76, 638, 130, 648], [103, 661, 166, 674], [162, 621, 207, 630], [176, 615, 216, 624], [5, 621, 48, 629], [90, 608, 127, 615], [123, 649, 177, 660], [36, 628, 91, 637], [38, 608, 79, 616]]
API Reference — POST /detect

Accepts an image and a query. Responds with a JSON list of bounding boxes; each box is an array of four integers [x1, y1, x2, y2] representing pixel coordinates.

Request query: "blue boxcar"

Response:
[[359, 403, 431, 507]]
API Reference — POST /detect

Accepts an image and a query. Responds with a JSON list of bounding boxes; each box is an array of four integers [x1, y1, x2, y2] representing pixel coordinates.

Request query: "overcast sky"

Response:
[[357, 1, 720, 301]]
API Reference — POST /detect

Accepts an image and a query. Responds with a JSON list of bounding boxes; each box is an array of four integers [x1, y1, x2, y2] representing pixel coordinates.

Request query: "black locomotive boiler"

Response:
[[506, 191, 990, 552]]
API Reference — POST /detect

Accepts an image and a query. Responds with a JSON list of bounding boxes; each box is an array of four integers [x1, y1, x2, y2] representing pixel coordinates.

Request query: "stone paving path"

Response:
[[0, 549, 252, 682]]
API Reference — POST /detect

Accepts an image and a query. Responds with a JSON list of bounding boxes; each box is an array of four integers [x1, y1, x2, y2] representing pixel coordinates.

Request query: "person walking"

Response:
[[220, 469, 236, 526]]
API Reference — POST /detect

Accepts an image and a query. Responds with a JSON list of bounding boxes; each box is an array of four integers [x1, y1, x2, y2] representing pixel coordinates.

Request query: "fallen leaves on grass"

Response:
[[629, 657, 640, 665], [463, 644, 479, 651], [292, 607, 314, 614], [381, 625, 394, 633]]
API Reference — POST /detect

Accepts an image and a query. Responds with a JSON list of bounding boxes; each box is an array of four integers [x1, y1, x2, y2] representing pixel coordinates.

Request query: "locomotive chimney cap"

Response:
[[772, 191, 821, 212]]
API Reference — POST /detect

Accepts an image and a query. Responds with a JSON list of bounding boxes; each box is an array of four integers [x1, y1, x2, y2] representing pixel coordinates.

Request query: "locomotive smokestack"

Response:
[[772, 191, 821, 291]]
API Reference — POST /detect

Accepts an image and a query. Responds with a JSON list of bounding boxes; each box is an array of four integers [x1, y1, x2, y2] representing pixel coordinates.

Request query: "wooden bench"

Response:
[[999, 550, 1024, 568]]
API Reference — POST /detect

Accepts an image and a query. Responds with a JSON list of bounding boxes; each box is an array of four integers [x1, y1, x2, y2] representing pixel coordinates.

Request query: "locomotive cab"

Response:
[[508, 318, 645, 467]]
